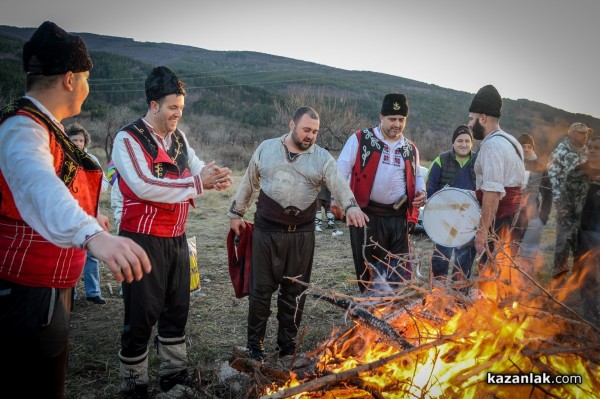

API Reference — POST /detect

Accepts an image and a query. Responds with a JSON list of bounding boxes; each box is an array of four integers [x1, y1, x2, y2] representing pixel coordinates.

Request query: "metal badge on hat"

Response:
[[393, 102, 401, 111]]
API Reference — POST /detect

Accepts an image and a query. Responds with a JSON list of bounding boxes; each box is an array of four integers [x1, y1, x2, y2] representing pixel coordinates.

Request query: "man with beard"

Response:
[[467, 85, 525, 298], [336, 93, 427, 293], [228, 106, 367, 362], [0, 21, 151, 399], [112, 66, 232, 398]]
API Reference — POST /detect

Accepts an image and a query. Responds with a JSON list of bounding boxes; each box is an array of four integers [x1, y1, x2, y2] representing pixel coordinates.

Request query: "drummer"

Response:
[[426, 125, 478, 282]]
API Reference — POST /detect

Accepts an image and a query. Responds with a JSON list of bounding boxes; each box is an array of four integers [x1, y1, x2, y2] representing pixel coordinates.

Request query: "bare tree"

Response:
[[103, 105, 135, 160], [273, 87, 369, 151], [0, 86, 20, 110]]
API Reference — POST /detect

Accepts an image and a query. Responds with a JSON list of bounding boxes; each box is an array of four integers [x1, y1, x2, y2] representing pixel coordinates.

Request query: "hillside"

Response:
[[1, 24, 599, 161]]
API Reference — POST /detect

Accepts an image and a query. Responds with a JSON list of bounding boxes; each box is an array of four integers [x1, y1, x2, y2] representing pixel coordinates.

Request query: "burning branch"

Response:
[[260, 335, 453, 399]]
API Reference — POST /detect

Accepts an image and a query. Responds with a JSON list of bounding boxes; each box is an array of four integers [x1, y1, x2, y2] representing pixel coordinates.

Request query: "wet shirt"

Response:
[[229, 135, 356, 215]]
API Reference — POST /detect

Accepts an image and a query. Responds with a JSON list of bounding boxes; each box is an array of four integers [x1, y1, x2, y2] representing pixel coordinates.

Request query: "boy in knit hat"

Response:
[[426, 125, 477, 283]]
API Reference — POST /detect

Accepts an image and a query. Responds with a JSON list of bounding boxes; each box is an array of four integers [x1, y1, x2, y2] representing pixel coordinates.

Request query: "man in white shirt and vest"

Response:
[[336, 93, 426, 293], [0, 21, 151, 399], [111, 66, 232, 398]]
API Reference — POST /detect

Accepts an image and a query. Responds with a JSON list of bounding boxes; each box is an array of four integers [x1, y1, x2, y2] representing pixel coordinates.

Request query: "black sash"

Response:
[[254, 190, 317, 232]]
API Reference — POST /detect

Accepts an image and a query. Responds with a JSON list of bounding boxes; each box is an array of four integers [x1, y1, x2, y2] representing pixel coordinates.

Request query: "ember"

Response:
[[257, 241, 600, 399]]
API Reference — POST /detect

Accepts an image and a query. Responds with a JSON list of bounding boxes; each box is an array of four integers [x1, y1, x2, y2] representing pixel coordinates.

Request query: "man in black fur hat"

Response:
[[0, 21, 151, 399], [336, 93, 427, 293], [111, 66, 232, 398], [467, 84, 525, 299]]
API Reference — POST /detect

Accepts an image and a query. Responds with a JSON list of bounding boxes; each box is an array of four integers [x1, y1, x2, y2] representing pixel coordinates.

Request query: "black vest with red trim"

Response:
[[0, 98, 102, 288], [350, 128, 419, 222], [118, 118, 193, 237]]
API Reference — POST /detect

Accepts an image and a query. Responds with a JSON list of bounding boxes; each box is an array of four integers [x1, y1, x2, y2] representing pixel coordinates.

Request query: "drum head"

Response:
[[422, 188, 480, 247]]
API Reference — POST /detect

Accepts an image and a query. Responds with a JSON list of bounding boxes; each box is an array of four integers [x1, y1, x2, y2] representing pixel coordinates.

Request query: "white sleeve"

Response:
[[337, 134, 359, 181], [112, 130, 204, 203], [0, 116, 103, 248]]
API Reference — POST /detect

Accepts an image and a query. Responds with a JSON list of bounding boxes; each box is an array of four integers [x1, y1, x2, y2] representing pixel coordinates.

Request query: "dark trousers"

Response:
[[247, 228, 314, 352], [0, 280, 72, 399], [349, 212, 410, 293], [431, 243, 477, 280], [573, 230, 600, 321], [553, 216, 578, 277], [119, 231, 190, 358]]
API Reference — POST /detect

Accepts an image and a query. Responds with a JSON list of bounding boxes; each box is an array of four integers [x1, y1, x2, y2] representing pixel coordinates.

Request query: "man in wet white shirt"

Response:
[[228, 106, 367, 362]]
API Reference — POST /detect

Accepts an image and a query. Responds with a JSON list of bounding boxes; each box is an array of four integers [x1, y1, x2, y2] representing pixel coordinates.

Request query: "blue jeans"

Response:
[[431, 243, 477, 280], [83, 254, 102, 298]]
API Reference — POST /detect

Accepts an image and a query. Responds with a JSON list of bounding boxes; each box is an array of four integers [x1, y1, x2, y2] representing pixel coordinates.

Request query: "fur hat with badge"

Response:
[[23, 21, 93, 75], [469, 84, 502, 118], [381, 93, 409, 116], [145, 66, 186, 105], [452, 125, 473, 143]]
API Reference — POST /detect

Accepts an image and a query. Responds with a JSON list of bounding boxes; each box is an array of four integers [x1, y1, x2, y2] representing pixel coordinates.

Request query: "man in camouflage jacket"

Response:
[[557, 135, 600, 323], [547, 123, 590, 281]]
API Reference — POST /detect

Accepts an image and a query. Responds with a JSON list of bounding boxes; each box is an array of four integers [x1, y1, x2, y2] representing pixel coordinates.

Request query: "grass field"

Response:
[[66, 171, 574, 398]]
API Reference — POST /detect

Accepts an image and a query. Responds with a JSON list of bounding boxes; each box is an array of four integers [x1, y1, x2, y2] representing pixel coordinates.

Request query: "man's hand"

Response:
[[345, 207, 369, 228], [200, 160, 233, 191], [330, 201, 344, 220], [86, 232, 152, 283], [97, 213, 110, 231], [230, 217, 246, 237], [475, 229, 486, 254], [413, 190, 426, 208]]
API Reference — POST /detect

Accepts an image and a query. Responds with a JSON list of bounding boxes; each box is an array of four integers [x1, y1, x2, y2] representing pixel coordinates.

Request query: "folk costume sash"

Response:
[[0, 98, 102, 287], [350, 128, 419, 222], [476, 187, 522, 220], [118, 118, 193, 237]]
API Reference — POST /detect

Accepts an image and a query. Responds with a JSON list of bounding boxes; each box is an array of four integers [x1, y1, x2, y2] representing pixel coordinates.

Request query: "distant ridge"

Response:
[[1, 24, 598, 159]]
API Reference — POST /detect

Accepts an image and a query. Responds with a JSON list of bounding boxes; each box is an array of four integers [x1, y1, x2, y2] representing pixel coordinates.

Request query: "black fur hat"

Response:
[[469, 85, 502, 118], [23, 21, 93, 75], [145, 66, 186, 105], [380, 93, 409, 116], [452, 125, 473, 143]]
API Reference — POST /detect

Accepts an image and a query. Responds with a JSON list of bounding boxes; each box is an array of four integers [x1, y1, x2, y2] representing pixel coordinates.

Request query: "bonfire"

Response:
[[231, 237, 600, 399]]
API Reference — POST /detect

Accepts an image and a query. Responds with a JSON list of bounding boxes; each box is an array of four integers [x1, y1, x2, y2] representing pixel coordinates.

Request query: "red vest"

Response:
[[118, 119, 194, 237], [0, 98, 102, 287], [350, 128, 419, 223]]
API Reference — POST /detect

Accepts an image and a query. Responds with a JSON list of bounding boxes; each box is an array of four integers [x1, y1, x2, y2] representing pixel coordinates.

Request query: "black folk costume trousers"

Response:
[[119, 231, 190, 358], [0, 280, 72, 399], [247, 228, 315, 353], [349, 202, 411, 293]]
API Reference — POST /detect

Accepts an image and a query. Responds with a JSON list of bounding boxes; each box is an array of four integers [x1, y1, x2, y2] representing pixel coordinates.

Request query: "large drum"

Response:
[[422, 187, 480, 248]]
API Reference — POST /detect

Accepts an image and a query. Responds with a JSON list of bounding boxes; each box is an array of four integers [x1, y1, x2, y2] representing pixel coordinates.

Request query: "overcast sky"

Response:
[[1, 0, 598, 118]]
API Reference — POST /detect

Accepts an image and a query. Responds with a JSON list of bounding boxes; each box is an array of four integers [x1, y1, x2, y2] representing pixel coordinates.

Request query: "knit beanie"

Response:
[[380, 93, 409, 116], [469, 84, 502, 118], [452, 125, 473, 143], [517, 133, 535, 149], [23, 21, 93, 75], [145, 66, 186, 105]]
